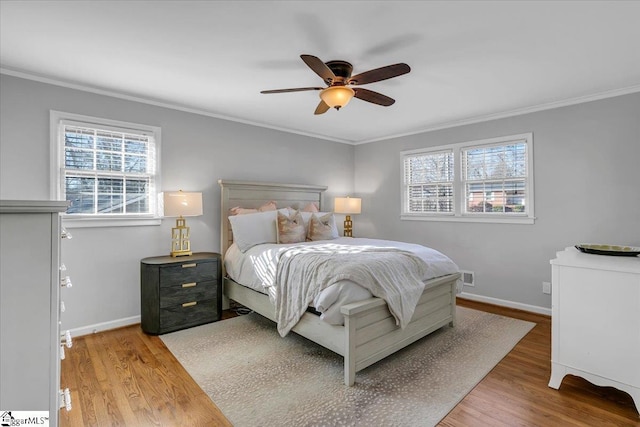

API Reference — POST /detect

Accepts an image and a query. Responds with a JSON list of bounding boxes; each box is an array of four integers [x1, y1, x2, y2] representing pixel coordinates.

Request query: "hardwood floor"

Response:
[[60, 300, 639, 427], [443, 299, 638, 427], [59, 317, 232, 427]]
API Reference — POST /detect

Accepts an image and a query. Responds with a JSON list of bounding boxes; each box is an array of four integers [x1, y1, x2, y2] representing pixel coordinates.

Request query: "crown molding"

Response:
[[3, 67, 638, 146], [354, 84, 640, 145], [0, 67, 352, 145]]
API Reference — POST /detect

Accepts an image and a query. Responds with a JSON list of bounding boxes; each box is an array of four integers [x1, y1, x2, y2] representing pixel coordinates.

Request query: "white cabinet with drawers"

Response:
[[0, 200, 70, 426], [549, 246, 640, 414]]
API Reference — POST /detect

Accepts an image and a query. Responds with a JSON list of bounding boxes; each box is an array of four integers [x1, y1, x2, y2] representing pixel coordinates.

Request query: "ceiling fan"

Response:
[[260, 54, 411, 115]]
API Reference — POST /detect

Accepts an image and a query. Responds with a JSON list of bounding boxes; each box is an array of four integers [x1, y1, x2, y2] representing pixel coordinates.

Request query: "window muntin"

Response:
[[51, 111, 161, 226], [401, 133, 534, 224]]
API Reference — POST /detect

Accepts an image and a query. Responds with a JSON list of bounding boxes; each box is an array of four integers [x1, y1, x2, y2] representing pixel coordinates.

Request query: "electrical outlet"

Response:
[[542, 281, 551, 294]]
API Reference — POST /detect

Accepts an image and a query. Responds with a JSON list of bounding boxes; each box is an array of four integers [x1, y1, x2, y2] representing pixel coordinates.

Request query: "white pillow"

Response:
[[229, 210, 281, 252]]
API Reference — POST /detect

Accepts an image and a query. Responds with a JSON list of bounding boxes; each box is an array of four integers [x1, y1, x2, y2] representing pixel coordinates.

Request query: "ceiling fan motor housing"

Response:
[[325, 60, 353, 84]]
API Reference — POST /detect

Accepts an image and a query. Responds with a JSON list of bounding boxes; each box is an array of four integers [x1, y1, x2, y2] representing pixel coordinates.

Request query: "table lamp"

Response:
[[163, 191, 203, 257], [334, 196, 362, 237]]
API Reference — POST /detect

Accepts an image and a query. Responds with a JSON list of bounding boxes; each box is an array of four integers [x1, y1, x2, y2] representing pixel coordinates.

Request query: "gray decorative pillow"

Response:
[[277, 210, 306, 244], [307, 213, 339, 241]]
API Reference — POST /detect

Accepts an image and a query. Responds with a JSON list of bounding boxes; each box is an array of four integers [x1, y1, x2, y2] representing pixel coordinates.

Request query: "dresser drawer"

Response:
[[159, 261, 216, 287], [159, 280, 217, 308], [159, 299, 218, 331]]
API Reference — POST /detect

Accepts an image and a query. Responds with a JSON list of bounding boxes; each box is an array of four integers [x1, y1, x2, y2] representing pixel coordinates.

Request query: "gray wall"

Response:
[[354, 92, 640, 311], [2, 73, 638, 328], [0, 74, 355, 331]]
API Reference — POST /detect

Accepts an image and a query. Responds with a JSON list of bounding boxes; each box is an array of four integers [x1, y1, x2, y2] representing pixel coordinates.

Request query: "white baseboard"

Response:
[[66, 315, 141, 337], [458, 292, 551, 316], [63, 293, 548, 337]]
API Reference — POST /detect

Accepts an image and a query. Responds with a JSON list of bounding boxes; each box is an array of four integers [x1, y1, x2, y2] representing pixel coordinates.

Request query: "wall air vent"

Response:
[[460, 270, 475, 286]]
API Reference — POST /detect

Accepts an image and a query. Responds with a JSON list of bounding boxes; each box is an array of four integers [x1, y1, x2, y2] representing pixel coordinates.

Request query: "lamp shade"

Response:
[[320, 86, 355, 109], [334, 197, 362, 215], [163, 191, 203, 217]]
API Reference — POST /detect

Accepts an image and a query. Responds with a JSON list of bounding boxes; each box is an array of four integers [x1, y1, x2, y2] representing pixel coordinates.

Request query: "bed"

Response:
[[218, 179, 460, 386]]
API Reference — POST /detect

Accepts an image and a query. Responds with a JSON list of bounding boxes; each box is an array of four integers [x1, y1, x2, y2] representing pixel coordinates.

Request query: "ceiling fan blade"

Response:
[[314, 100, 330, 115], [353, 88, 395, 106], [261, 87, 323, 94], [301, 54, 336, 84], [348, 63, 410, 85]]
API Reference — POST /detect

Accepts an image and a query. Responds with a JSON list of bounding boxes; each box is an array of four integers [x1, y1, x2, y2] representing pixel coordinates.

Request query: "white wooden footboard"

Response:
[[224, 273, 459, 386], [340, 274, 458, 385]]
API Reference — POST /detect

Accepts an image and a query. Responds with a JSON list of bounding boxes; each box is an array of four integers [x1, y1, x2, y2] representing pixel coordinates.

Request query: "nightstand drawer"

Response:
[[159, 280, 217, 308], [159, 261, 216, 287], [160, 299, 218, 331]]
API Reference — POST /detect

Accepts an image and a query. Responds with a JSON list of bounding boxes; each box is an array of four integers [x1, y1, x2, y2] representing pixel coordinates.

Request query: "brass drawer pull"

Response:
[[182, 301, 197, 308], [182, 263, 197, 268], [182, 282, 197, 288]]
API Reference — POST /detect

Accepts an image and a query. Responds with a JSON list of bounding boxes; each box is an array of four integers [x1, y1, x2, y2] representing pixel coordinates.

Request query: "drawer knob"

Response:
[[182, 263, 197, 268], [61, 276, 73, 288], [59, 388, 72, 411], [182, 282, 197, 288], [182, 301, 197, 308], [61, 330, 73, 348]]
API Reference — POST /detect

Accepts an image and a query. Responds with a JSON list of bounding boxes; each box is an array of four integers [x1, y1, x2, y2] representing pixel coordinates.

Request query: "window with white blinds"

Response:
[[403, 150, 454, 214], [401, 133, 534, 224], [51, 111, 161, 226], [462, 142, 527, 214]]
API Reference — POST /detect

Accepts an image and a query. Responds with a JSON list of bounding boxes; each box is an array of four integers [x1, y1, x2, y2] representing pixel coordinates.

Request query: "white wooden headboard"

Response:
[[218, 180, 327, 259]]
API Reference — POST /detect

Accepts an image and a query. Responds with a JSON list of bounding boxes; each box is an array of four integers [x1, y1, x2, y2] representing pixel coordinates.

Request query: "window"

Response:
[[403, 150, 454, 214], [51, 111, 161, 227], [401, 133, 534, 224]]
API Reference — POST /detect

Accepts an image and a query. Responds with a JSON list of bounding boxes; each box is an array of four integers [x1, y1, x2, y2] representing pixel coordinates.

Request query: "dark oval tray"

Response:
[[575, 244, 640, 257]]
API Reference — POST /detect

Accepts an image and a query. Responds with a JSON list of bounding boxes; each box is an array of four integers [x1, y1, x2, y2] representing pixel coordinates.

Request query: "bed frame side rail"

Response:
[[224, 277, 346, 356]]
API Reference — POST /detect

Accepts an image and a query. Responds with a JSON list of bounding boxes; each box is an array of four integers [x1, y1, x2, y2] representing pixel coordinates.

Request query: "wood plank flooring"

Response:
[[442, 299, 638, 427], [60, 300, 639, 426]]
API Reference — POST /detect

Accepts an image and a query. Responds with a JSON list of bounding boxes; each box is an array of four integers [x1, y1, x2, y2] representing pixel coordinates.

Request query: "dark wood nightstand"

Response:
[[140, 252, 222, 334]]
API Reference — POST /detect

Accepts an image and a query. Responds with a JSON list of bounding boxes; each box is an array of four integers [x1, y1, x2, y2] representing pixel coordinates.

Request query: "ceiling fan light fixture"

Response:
[[320, 86, 355, 110]]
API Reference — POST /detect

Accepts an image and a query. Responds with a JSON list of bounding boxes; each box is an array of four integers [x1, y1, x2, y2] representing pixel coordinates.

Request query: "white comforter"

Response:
[[224, 237, 459, 331], [274, 244, 431, 336]]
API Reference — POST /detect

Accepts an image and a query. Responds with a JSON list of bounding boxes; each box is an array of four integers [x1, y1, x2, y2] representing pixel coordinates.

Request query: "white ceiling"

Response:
[[1, 1, 639, 144]]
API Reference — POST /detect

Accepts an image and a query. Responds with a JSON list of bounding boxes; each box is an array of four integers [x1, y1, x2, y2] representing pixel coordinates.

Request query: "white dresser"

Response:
[[0, 200, 71, 426], [549, 246, 640, 413]]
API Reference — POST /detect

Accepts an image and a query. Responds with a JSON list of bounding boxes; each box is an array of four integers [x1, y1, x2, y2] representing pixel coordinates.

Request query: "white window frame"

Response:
[[50, 111, 162, 228], [401, 133, 535, 224]]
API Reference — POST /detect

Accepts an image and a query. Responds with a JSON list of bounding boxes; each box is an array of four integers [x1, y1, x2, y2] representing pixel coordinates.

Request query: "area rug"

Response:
[[161, 306, 534, 427]]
